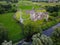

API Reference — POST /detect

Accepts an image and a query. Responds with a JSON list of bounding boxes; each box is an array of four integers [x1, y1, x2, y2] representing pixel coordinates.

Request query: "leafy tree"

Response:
[[50, 12, 58, 17], [0, 3, 17, 14], [0, 0, 18, 3], [23, 22, 42, 42], [51, 27, 60, 45], [32, 33, 53, 45], [45, 5, 59, 13], [32, 33, 43, 45], [0, 23, 8, 45], [40, 34, 53, 45]]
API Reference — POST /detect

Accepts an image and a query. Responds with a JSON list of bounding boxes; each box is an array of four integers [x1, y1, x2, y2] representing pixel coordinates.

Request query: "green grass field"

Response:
[[0, 13, 24, 42], [0, 1, 60, 43], [17, 1, 60, 10]]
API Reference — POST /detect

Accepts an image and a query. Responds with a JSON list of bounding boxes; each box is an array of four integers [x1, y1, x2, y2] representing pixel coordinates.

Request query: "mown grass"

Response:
[[0, 1, 60, 43], [0, 13, 24, 42], [17, 1, 41, 10], [32, 2, 60, 6], [18, 1, 60, 10]]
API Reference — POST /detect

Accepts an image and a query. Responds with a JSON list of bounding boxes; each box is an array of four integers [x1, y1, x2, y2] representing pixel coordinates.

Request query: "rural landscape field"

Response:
[[0, 0, 60, 45]]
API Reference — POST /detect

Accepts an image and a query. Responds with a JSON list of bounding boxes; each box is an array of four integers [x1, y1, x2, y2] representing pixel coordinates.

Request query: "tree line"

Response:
[[0, 3, 17, 14], [0, 0, 18, 3]]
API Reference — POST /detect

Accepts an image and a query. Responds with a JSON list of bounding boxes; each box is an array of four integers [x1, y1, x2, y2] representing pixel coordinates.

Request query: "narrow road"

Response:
[[17, 23, 60, 45], [43, 23, 60, 36]]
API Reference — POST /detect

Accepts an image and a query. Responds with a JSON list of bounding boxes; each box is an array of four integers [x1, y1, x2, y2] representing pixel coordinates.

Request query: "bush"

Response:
[[23, 22, 42, 42], [0, 0, 18, 3], [51, 27, 60, 45], [9, 4, 17, 12], [0, 23, 8, 44], [45, 5, 60, 13], [46, 6, 54, 13], [0, 3, 17, 14], [48, 16, 55, 21], [50, 12, 58, 17], [41, 18, 60, 31], [32, 33, 53, 45], [41, 24, 48, 30]]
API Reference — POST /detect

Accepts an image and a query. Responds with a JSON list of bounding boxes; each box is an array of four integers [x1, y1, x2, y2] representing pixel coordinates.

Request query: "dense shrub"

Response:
[[23, 17, 60, 41], [50, 12, 58, 17], [45, 5, 60, 17], [51, 27, 60, 45], [42, 18, 60, 31], [10, 0, 18, 3], [23, 22, 42, 42], [45, 5, 60, 13], [45, 6, 54, 13], [0, 24, 8, 45], [48, 16, 55, 21], [41, 24, 48, 30], [0, 0, 18, 3], [0, 3, 17, 14], [32, 33, 53, 45]]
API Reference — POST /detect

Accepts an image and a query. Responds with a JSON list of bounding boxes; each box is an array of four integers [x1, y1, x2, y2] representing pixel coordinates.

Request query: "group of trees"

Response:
[[45, 5, 60, 17], [0, 0, 18, 14], [23, 24, 60, 45], [23, 17, 60, 42], [0, 3, 17, 14], [32, 33, 53, 45], [32, 27, 60, 45], [23, 23, 60, 45], [23, 22, 42, 42], [51, 27, 60, 45], [45, 5, 60, 13], [19, 4, 60, 45], [0, 24, 8, 45], [0, 0, 18, 3]]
